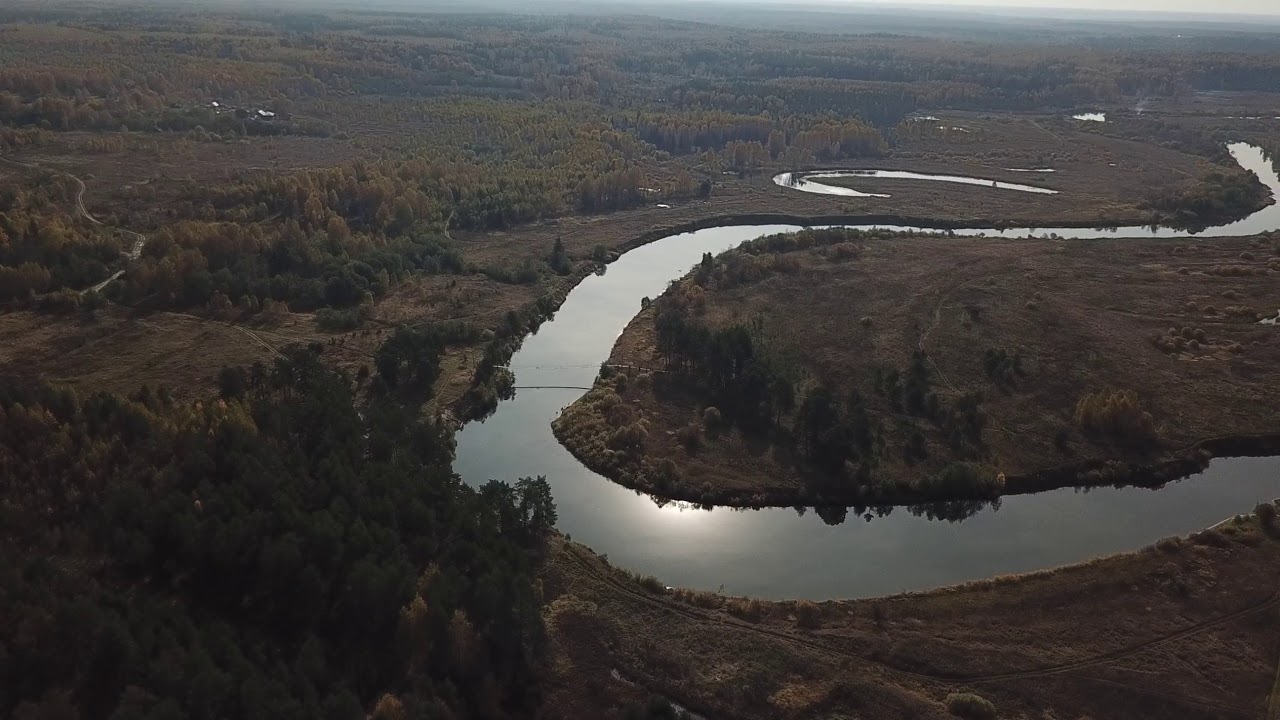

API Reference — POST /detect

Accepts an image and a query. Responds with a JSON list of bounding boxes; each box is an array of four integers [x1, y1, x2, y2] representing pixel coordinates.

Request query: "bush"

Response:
[[316, 303, 372, 330], [654, 457, 680, 485], [1053, 428, 1071, 453], [703, 406, 722, 428], [946, 692, 996, 719], [605, 402, 638, 428], [794, 600, 821, 629], [635, 574, 666, 594], [925, 462, 999, 498], [609, 422, 648, 451], [1074, 389, 1160, 448], [1190, 528, 1230, 547], [726, 598, 763, 623], [676, 423, 702, 451], [1255, 502, 1277, 530]]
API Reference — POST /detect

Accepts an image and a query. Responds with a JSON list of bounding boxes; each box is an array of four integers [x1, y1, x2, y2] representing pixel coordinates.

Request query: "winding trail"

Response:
[[0, 153, 145, 293], [1266, 611, 1280, 720], [916, 271, 1024, 439], [565, 542, 1280, 692]]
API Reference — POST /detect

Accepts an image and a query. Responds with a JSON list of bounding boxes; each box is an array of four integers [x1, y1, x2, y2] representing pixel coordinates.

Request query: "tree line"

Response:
[[0, 346, 557, 719]]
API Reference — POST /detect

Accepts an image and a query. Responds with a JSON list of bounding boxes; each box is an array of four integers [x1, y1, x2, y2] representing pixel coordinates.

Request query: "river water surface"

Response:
[[773, 168, 1059, 197], [455, 143, 1280, 600]]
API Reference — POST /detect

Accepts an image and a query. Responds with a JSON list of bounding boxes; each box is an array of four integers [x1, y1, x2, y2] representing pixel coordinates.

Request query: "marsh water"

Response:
[[773, 168, 1060, 196], [454, 143, 1280, 600]]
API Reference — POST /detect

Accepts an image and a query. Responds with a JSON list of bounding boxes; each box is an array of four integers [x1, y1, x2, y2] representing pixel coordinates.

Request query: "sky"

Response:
[[792, 0, 1280, 18]]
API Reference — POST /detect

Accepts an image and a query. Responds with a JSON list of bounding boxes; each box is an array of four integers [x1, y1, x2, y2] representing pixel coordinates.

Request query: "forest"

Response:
[[2, 5, 1279, 314], [0, 345, 557, 719]]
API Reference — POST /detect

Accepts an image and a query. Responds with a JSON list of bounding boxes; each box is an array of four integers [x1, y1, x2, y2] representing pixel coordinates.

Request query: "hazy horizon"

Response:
[[692, 0, 1280, 20]]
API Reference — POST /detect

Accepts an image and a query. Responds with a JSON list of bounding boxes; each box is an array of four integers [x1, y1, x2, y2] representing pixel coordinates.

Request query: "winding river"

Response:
[[455, 143, 1280, 600]]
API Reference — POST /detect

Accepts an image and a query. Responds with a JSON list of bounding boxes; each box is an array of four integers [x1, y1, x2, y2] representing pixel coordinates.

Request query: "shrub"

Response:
[[605, 402, 638, 427], [1155, 536, 1183, 553], [726, 598, 763, 623], [828, 242, 861, 261], [635, 574, 666, 594], [703, 406, 722, 428], [1190, 528, 1230, 547], [1074, 389, 1160, 448], [871, 603, 888, 628], [372, 694, 407, 720], [676, 423, 702, 451], [654, 457, 680, 485], [1255, 502, 1277, 530], [609, 422, 648, 451], [946, 692, 996, 719], [316, 303, 373, 330], [1053, 428, 1071, 453], [925, 462, 999, 498], [794, 600, 822, 629]]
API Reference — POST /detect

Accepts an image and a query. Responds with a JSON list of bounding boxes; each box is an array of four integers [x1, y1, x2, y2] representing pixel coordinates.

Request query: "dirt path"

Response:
[[564, 542, 1280, 690], [0, 154, 146, 290], [1265, 611, 1280, 720], [917, 271, 1023, 439]]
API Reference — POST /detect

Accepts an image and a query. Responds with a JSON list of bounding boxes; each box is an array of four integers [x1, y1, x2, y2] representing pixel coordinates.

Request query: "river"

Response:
[[454, 143, 1280, 600]]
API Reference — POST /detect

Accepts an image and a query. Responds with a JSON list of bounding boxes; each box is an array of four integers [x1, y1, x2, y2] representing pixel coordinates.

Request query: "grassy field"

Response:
[[541, 510, 1280, 719], [6, 111, 1251, 401], [555, 232, 1280, 507]]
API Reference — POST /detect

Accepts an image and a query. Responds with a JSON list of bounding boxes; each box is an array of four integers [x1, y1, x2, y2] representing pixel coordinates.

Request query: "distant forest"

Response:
[[1, 4, 1278, 313]]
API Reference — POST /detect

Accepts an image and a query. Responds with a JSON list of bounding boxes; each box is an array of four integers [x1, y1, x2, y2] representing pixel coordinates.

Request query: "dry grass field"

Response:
[[541, 511, 1280, 719], [555, 232, 1280, 506], [5, 114, 1249, 407]]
